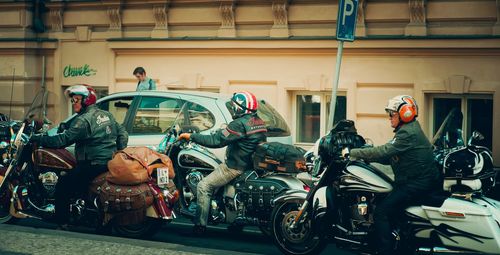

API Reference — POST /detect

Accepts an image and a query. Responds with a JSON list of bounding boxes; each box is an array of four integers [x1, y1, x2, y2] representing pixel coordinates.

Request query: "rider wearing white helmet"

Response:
[[349, 95, 440, 255], [32, 85, 128, 226]]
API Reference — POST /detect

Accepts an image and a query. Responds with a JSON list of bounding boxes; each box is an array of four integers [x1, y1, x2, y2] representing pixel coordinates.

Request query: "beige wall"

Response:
[[1, 0, 499, 163]]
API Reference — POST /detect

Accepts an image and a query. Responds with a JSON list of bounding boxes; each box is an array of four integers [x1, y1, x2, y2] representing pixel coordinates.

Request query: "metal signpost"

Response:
[[327, 0, 359, 130]]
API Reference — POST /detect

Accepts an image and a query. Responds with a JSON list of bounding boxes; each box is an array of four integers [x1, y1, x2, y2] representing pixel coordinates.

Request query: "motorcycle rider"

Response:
[[348, 95, 440, 255], [31, 85, 128, 226], [177, 91, 267, 235]]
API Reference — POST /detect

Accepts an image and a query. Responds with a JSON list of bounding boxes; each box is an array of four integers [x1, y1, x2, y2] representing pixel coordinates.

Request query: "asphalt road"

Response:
[[3, 217, 357, 255]]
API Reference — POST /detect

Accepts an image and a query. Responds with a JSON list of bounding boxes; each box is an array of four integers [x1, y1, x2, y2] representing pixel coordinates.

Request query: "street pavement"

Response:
[[1, 218, 356, 255], [0, 222, 258, 255]]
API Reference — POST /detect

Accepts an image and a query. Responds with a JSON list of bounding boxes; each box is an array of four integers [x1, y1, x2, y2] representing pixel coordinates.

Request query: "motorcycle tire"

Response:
[[270, 200, 326, 255], [113, 218, 163, 238], [0, 183, 15, 224]]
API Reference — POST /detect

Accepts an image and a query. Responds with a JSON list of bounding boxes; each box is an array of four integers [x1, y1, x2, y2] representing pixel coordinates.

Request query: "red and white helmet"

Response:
[[385, 95, 418, 123], [231, 91, 258, 118], [64, 84, 97, 107]]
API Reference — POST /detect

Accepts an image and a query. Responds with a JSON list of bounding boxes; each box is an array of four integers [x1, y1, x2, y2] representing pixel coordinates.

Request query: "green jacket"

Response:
[[38, 105, 128, 165], [350, 120, 439, 189], [191, 113, 267, 171]]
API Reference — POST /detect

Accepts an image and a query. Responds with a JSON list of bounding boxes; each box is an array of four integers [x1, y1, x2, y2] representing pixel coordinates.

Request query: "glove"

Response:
[[177, 133, 191, 141]]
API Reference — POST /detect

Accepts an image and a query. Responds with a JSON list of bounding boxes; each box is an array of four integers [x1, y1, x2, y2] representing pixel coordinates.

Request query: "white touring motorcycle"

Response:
[[270, 112, 499, 255]]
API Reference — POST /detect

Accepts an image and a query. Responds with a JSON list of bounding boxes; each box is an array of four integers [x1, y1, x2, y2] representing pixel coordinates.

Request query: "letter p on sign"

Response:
[[337, 0, 359, 41]]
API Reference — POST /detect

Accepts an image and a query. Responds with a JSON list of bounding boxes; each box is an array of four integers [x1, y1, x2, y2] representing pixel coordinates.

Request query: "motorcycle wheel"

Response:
[[0, 183, 14, 224], [113, 218, 163, 238], [271, 200, 326, 255]]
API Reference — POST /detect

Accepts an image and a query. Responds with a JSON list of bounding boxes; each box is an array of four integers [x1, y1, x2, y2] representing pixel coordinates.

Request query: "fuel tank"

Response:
[[339, 161, 393, 193], [177, 143, 221, 171], [33, 148, 76, 170]]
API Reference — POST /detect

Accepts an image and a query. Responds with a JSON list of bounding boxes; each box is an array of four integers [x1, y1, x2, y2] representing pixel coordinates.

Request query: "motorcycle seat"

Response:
[[232, 171, 258, 184]]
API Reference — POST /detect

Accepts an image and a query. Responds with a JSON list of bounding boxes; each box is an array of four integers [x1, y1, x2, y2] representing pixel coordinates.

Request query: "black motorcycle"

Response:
[[270, 117, 500, 255], [157, 107, 309, 235]]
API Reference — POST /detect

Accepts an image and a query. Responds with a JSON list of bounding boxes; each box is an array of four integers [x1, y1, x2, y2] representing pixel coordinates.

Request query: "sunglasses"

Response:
[[388, 111, 397, 118], [71, 98, 82, 104]]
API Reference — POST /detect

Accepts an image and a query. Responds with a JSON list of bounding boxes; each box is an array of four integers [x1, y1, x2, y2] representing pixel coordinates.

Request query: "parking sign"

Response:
[[336, 0, 359, 41]]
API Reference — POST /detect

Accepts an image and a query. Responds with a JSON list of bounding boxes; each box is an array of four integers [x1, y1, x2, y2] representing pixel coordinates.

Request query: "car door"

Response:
[[126, 95, 184, 149]]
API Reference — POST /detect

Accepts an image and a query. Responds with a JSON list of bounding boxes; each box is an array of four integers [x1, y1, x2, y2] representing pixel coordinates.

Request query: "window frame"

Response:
[[428, 93, 493, 144], [292, 91, 347, 145]]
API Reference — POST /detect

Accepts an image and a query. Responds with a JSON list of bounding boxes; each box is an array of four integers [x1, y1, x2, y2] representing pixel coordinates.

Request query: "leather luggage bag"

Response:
[[97, 180, 154, 225], [107, 146, 175, 185], [253, 142, 307, 173]]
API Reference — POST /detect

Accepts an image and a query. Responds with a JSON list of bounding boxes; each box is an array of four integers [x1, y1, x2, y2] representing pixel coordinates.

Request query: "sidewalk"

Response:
[[0, 224, 259, 255]]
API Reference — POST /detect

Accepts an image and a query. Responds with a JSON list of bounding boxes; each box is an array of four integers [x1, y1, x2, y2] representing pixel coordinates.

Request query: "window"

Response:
[[186, 102, 216, 132], [295, 93, 347, 143], [431, 94, 493, 150], [131, 96, 183, 135], [96, 96, 133, 125]]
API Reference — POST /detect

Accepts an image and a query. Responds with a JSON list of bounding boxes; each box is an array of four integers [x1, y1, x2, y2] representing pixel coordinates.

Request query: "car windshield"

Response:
[[431, 108, 464, 150], [225, 99, 291, 137]]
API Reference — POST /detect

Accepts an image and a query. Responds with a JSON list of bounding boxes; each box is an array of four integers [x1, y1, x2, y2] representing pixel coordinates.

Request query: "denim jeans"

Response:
[[195, 163, 242, 226]]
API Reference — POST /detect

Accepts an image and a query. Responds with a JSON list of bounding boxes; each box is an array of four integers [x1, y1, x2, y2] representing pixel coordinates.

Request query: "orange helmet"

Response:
[[385, 95, 418, 123]]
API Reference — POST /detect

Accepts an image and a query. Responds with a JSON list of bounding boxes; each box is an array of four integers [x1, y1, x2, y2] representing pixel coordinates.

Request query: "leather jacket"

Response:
[[350, 120, 440, 190], [37, 105, 128, 166], [191, 113, 267, 171]]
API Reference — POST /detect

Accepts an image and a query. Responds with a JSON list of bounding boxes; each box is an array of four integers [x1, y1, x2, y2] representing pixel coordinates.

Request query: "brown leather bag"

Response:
[[107, 146, 175, 185], [98, 181, 154, 212]]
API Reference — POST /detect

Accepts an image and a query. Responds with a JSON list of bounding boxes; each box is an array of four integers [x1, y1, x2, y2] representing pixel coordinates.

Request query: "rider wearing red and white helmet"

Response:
[[349, 95, 440, 255], [177, 91, 267, 235], [32, 84, 128, 226]]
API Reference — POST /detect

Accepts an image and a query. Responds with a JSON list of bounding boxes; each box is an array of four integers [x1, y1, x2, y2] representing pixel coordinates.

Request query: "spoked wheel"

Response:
[[113, 218, 163, 238], [271, 200, 326, 255]]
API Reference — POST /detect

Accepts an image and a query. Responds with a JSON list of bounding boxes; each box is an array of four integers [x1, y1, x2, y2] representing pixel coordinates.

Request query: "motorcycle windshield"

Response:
[[431, 108, 464, 150], [24, 89, 49, 123]]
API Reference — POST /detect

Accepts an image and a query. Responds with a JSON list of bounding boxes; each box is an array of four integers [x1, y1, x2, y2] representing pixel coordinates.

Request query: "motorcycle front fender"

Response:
[[272, 189, 308, 205]]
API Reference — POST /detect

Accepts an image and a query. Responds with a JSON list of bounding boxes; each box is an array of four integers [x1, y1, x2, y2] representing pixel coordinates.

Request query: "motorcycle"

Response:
[[0, 89, 174, 238], [157, 106, 310, 235], [270, 115, 500, 255]]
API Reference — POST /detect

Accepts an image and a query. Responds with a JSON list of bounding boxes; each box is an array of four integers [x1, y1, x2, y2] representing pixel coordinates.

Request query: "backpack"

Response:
[[137, 78, 154, 90]]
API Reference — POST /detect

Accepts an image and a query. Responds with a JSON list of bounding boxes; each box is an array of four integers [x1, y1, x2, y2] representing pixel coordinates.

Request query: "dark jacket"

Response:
[[191, 113, 267, 171], [38, 105, 128, 165], [350, 120, 440, 190]]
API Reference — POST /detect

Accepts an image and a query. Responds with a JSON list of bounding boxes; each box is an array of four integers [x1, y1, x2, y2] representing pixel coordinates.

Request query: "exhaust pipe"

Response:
[[417, 247, 484, 255]]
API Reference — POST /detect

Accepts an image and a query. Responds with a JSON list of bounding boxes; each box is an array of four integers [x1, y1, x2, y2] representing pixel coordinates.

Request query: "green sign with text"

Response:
[[63, 64, 97, 77]]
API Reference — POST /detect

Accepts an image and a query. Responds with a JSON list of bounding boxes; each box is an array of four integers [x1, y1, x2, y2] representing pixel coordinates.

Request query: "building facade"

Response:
[[0, 0, 499, 162]]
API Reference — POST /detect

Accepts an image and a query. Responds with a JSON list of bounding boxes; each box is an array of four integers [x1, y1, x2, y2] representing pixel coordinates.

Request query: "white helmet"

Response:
[[385, 95, 418, 123]]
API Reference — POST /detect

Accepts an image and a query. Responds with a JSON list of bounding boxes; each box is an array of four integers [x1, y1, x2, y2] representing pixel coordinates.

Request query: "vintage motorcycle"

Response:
[[157, 107, 309, 235], [270, 116, 500, 255], [0, 89, 174, 238]]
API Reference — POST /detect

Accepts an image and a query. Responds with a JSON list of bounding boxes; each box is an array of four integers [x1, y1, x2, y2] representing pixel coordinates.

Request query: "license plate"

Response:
[[157, 167, 169, 186]]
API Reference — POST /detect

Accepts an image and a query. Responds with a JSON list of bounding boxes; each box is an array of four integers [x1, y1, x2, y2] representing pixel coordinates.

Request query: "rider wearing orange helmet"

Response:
[[349, 95, 440, 255]]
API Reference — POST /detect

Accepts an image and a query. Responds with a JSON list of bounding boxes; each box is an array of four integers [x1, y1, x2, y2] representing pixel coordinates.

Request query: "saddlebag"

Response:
[[107, 146, 175, 186], [253, 142, 307, 173], [97, 180, 154, 225]]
